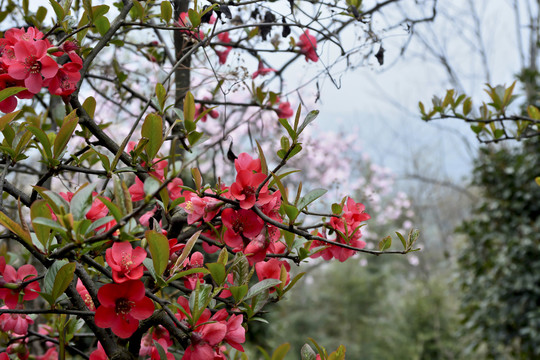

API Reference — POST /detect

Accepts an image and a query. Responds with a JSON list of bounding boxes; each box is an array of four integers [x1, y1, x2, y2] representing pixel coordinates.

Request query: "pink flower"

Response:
[[167, 178, 184, 200], [0, 306, 34, 334], [255, 259, 290, 293], [195, 101, 219, 122], [181, 252, 205, 290], [0, 260, 40, 309], [297, 30, 318, 62], [221, 208, 264, 250], [230, 171, 272, 209], [180, 192, 221, 224], [234, 153, 261, 173], [46, 52, 82, 97], [215, 32, 232, 65], [276, 100, 294, 119], [105, 242, 147, 283], [129, 177, 145, 202], [94, 280, 155, 338], [76, 279, 95, 311], [252, 61, 276, 79], [36, 347, 58, 360], [89, 342, 107, 360], [6, 39, 58, 93]]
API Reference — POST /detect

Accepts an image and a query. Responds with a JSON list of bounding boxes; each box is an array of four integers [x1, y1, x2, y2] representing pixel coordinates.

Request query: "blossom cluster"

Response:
[[0, 27, 82, 113]]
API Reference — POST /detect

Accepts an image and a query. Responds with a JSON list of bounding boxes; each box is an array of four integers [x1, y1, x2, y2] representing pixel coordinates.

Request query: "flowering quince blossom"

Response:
[[215, 32, 232, 65], [297, 30, 318, 62], [0, 258, 40, 309], [89, 342, 107, 360], [94, 280, 154, 338], [310, 197, 371, 262], [176, 297, 246, 359], [234, 153, 261, 173], [276, 99, 294, 119], [252, 61, 276, 79], [0, 306, 34, 334], [105, 242, 147, 283], [45, 51, 83, 97], [76, 279, 95, 311], [230, 170, 273, 209], [182, 251, 205, 290], [195, 98, 220, 122], [180, 191, 221, 224], [36, 347, 58, 360], [255, 259, 291, 293], [5, 38, 58, 93], [221, 208, 264, 250]]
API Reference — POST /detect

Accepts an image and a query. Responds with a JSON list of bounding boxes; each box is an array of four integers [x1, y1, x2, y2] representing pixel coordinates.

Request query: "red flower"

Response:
[[252, 61, 276, 79], [297, 30, 318, 62], [0, 306, 34, 334], [105, 242, 147, 283], [230, 171, 272, 209], [167, 177, 184, 200], [6, 39, 58, 93], [0, 259, 40, 309], [94, 280, 154, 338], [76, 279, 95, 311], [221, 208, 264, 250], [46, 52, 82, 97], [89, 342, 107, 360], [276, 100, 294, 119], [182, 252, 205, 290], [180, 191, 221, 224], [255, 259, 290, 293], [215, 32, 232, 65], [234, 153, 261, 173]]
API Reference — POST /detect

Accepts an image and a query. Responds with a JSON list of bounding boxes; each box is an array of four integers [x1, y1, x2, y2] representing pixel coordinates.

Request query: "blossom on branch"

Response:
[[94, 280, 154, 338]]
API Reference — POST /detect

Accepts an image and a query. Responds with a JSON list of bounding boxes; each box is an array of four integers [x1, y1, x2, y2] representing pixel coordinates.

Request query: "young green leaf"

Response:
[[146, 230, 170, 277]]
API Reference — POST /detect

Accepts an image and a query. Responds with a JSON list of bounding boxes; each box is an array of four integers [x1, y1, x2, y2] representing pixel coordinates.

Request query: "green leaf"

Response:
[[167, 267, 209, 283], [184, 92, 195, 123], [153, 340, 168, 360], [278, 118, 296, 140], [297, 110, 318, 135], [32, 217, 67, 235], [301, 344, 317, 360], [43, 260, 68, 297], [271, 172, 288, 204], [54, 110, 78, 159], [188, 8, 201, 28], [0, 87, 25, 104], [331, 203, 342, 215], [92, 5, 110, 19], [378, 235, 392, 251], [0, 110, 21, 131], [191, 168, 202, 191], [494, 129, 505, 139], [229, 284, 248, 303], [160, 1, 172, 22], [297, 188, 327, 211], [245, 279, 282, 300], [142, 113, 163, 160], [0, 210, 32, 245], [27, 125, 53, 160], [463, 97, 472, 116], [31, 200, 53, 248], [97, 196, 123, 221], [70, 184, 95, 221], [283, 272, 305, 294], [94, 16, 110, 36], [49, 0, 65, 20], [396, 232, 407, 249], [231, 253, 250, 286], [187, 131, 203, 145], [283, 204, 299, 222], [256, 141, 268, 175], [271, 343, 291, 360], [172, 230, 202, 271], [155, 83, 167, 111], [206, 262, 226, 286], [146, 230, 170, 277], [51, 262, 76, 304], [144, 176, 161, 198]]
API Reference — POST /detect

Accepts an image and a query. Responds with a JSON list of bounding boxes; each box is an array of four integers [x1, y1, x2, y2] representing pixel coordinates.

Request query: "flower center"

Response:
[[243, 185, 256, 197], [185, 201, 194, 212], [121, 253, 133, 272], [115, 298, 132, 315], [233, 218, 244, 234], [24, 56, 41, 74]]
